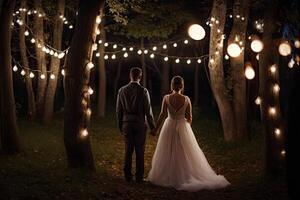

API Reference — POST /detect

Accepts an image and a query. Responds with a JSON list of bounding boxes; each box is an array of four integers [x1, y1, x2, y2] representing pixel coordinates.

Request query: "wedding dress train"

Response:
[[147, 95, 230, 191]]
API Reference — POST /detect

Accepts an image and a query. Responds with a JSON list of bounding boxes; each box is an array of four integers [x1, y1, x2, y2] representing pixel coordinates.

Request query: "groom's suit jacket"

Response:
[[116, 82, 155, 132]]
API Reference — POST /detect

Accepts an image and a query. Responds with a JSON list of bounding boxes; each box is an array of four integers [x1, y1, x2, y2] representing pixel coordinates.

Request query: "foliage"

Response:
[[106, 0, 192, 39]]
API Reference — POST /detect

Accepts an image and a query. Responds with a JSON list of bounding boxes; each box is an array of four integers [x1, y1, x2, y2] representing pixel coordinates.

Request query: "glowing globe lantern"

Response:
[[227, 43, 241, 57], [188, 24, 205, 40], [245, 62, 255, 80], [250, 39, 263, 53], [278, 41, 291, 56]]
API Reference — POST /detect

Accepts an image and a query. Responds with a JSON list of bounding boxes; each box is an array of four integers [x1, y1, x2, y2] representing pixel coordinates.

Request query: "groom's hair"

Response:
[[130, 67, 142, 81]]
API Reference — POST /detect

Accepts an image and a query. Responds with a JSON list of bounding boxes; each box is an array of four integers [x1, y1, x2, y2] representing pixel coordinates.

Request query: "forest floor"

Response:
[[0, 109, 288, 200]]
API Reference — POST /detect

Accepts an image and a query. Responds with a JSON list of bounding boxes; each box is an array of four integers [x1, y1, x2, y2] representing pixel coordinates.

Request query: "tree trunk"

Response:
[[19, 0, 36, 120], [194, 62, 200, 106], [141, 38, 147, 87], [0, 0, 21, 154], [114, 61, 122, 100], [161, 49, 170, 97], [43, 0, 65, 124], [64, 0, 104, 170], [33, 0, 47, 119], [259, 0, 283, 179], [228, 0, 250, 140], [208, 0, 236, 142], [97, 10, 106, 118]]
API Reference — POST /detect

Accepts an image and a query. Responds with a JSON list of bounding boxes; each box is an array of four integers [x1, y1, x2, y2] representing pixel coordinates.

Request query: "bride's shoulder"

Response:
[[184, 95, 191, 102]]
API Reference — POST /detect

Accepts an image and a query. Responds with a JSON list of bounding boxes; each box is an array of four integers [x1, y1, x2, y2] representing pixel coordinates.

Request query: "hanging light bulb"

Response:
[[88, 88, 94, 95], [58, 52, 65, 59], [123, 52, 128, 58], [270, 65, 277, 73], [278, 41, 291, 56], [256, 54, 260, 61], [255, 96, 261, 105], [113, 44, 117, 49], [29, 72, 35, 78], [96, 16, 101, 24], [274, 128, 281, 137], [188, 24, 206, 40], [50, 74, 55, 80], [250, 38, 264, 53], [111, 54, 116, 59], [30, 38, 36, 43], [92, 43, 98, 51], [104, 55, 109, 60], [150, 53, 155, 59], [173, 43, 177, 47], [122, 47, 127, 51], [61, 69, 65, 76], [80, 129, 88, 138], [69, 25, 73, 29], [197, 59, 202, 64], [21, 70, 26, 76], [129, 47, 134, 51], [281, 150, 286, 156], [227, 43, 241, 57], [294, 39, 300, 48], [143, 49, 148, 54], [98, 39, 102, 44], [24, 30, 29, 36], [86, 108, 92, 117], [152, 46, 157, 51], [273, 84, 280, 93], [288, 59, 295, 68], [163, 44, 167, 49], [184, 39, 189, 44], [164, 56, 169, 61], [40, 74, 46, 79], [224, 54, 229, 60], [137, 50, 142, 55], [186, 59, 191, 64], [104, 42, 108, 47], [245, 62, 255, 80], [95, 52, 100, 57], [268, 107, 276, 116], [87, 62, 94, 69], [13, 65, 18, 72]]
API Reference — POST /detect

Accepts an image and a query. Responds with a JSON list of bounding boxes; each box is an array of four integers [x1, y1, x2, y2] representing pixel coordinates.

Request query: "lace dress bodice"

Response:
[[166, 95, 188, 120]]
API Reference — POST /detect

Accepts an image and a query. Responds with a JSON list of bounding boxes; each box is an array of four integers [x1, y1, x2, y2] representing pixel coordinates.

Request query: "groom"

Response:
[[116, 67, 156, 183]]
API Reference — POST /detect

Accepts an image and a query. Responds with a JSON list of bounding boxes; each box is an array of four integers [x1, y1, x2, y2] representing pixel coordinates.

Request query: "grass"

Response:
[[0, 109, 288, 200]]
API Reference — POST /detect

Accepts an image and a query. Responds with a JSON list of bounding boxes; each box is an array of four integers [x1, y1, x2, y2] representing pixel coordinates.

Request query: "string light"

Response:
[[88, 87, 94, 95], [274, 128, 281, 137], [150, 53, 155, 59], [175, 58, 180, 63], [123, 52, 128, 58], [87, 62, 94, 69], [227, 43, 241, 57], [186, 59, 191, 64], [163, 44, 167, 49], [40, 74, 46, 79], [268, 107, 277, 116], [173, 43, 177, 47], [13, 65, 18, 72], [96, 16, 101, 24], [250, 38, 263, 53], [61, 69, 65, 76], [255, 96, 261, 105], [111, 54, 116, 59], [164, 56, 169, 61], [21, 69, 26, 76], [137, 50, 142, 55], [152, 46, 157, 51], [295, 39, 300, 48], [80, 129, 88, 138], [113, 44, 117, 49], [29, 72, 35, 78], [245, 62, 255, 80], [281, 150, 286, 157], [24, 30, 29, 36], [273, 84, 280, 93], [95, 52, 100, 57], [50, 74, 55, 80], [278, 41, 291, 56], [143, 49, 148, 54], [188, 24, 205, 40], [270, 65, 277, 74], [184, 39, 189, 44], [197, 59, 202, 63], [288, 59, 295, 68]]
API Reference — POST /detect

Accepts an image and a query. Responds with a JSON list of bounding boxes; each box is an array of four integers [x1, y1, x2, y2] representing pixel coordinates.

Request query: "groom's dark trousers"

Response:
[[116, 82, 155, 181]]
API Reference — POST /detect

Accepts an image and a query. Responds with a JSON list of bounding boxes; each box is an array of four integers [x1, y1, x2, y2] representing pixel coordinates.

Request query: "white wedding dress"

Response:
[[147, 95, 230, 191]]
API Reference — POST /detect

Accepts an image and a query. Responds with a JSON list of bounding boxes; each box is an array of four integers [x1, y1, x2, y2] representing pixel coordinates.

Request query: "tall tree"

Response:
[[228, 0, 250, 139], [97, 11, 106, 118], [64, 0, 104, 170], [43, 0, 65, 124], [208, 0, 236, 142], [33, 0, 47, 118], [258, 0, 283, 179], [19, 0, 36, 120], [0, 0, 21, 153]]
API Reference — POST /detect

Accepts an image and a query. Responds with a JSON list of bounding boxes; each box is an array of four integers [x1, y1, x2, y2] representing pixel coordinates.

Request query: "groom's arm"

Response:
[[143, 89, 155, 130], [116, 88, 124, 132]]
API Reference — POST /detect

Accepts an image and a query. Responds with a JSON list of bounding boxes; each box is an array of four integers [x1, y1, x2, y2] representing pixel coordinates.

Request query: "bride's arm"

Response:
[[155, 96, 168, 131], [185, 97, 192, 124]]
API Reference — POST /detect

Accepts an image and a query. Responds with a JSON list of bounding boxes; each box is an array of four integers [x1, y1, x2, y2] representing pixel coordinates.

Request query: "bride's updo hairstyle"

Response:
[[171, 76, 184, 93]]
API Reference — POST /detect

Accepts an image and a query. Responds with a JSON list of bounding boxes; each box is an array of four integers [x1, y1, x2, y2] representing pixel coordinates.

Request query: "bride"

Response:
[[147, 76, 230, 191]]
